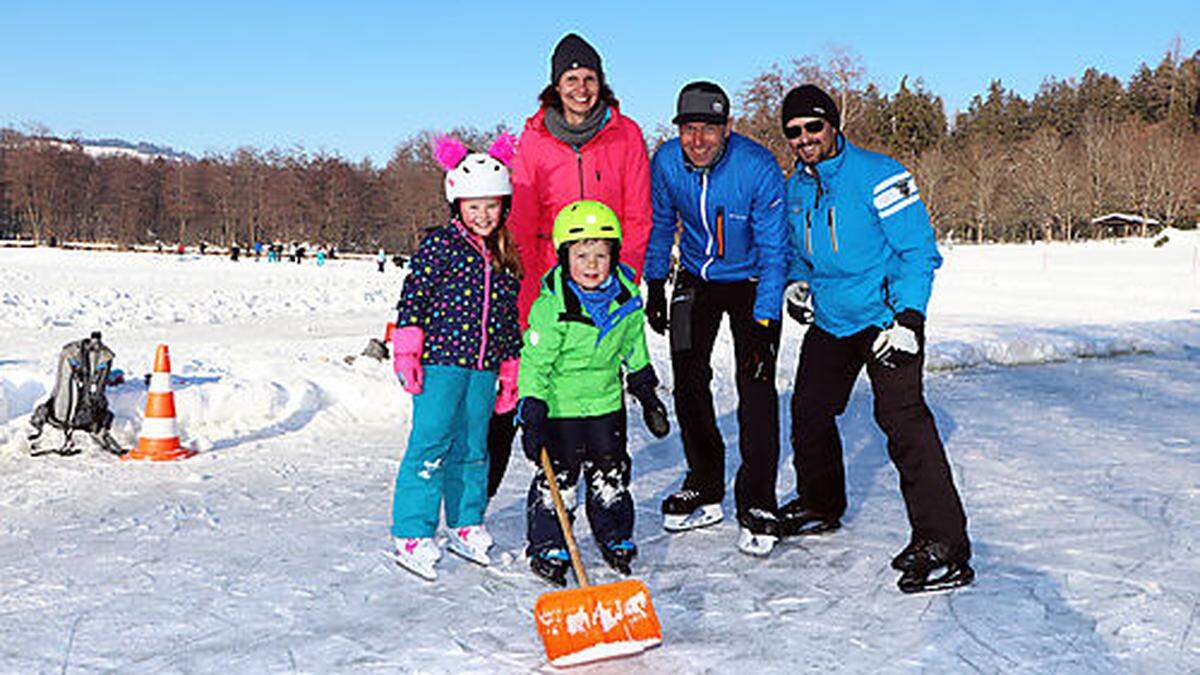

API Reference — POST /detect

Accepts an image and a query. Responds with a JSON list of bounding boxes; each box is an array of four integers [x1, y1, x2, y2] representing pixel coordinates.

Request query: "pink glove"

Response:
[[494, 358, 520, 414], [392, 326, 425, 394]]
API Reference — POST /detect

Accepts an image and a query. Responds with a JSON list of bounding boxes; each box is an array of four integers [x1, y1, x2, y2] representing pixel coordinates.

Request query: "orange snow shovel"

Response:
[[533, 448, 663, 667]]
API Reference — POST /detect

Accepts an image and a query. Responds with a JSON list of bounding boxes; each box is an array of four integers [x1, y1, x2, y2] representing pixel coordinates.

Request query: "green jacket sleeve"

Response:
[[619, 277, 652, 374], [517, 289, 564, 403]]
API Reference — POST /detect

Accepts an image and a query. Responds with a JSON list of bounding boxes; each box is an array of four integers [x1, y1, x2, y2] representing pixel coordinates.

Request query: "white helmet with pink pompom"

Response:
[[432, 132, 517, 203]]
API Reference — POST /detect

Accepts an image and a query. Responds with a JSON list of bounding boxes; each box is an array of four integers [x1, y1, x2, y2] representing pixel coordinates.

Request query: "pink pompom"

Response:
[[432, 134, 469, 171], [488, 132, 517, 166]]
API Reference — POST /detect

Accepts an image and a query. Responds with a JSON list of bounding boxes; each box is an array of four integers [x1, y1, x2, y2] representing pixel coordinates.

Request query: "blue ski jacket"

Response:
[[645, 132, 789, 322], [786, 136, 942, 338]]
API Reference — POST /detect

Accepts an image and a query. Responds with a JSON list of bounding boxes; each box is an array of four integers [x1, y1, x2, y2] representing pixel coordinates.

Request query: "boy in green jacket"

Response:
[[516, 200, 670, 586]]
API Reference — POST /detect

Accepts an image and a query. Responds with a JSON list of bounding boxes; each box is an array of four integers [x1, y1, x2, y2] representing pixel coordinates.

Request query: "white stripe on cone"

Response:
[[148, 372, 172, 393], [139, 417, 179, 440]]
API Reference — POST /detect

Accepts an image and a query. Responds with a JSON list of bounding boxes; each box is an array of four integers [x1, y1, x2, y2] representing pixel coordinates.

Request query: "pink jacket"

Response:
[[509, 105, 652, 325]]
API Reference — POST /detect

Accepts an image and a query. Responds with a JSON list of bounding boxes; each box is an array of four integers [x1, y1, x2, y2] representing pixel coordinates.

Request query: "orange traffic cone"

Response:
[[123, 344, 195, 461]]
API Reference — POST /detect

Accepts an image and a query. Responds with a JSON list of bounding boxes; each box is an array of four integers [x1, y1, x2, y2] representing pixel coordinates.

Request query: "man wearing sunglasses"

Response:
[[779, 84, 973, 593], [643, 81, 790, 557]]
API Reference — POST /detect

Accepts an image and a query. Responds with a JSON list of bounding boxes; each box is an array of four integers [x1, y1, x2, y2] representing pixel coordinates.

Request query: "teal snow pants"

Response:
[[390, 365, 497, 538]]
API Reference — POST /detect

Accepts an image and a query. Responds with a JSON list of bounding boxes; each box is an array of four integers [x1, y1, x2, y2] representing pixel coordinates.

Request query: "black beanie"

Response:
[[551, 33, 603, 85], [781, 84, 840, 130]]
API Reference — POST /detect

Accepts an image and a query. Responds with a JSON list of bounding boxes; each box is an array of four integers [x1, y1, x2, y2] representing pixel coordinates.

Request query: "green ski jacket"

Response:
[[518, 262, 651, 419]]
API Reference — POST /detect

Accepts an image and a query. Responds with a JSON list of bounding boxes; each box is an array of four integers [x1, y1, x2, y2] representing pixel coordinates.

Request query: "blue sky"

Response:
[[2, 1, 1193, 165]]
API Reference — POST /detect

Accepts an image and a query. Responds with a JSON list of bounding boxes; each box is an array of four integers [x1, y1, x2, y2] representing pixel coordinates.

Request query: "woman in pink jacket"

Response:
[[486, 32, 653, 500]]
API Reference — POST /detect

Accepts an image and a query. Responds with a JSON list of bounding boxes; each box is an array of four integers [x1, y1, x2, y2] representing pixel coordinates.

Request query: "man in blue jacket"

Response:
[[644, 81, 790, 556], [780, 84, 972, 593]]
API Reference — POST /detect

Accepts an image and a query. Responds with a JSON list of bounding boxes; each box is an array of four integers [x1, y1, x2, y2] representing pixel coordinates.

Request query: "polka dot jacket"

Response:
[[395, 220, 521, 371]]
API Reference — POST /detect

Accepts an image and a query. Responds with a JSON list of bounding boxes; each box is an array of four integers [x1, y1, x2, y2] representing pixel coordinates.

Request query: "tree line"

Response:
[[2, 44, 1198, 252]]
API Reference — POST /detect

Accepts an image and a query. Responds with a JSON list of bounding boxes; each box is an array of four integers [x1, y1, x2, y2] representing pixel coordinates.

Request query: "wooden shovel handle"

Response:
[[541, 447, 589, 588]]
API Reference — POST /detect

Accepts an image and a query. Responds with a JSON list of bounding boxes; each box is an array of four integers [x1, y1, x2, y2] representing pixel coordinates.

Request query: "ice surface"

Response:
[[0, 232, 1198, 672]]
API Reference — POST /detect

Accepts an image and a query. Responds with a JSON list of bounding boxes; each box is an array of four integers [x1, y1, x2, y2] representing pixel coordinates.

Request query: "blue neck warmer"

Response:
[[569, 275, 621, 338]]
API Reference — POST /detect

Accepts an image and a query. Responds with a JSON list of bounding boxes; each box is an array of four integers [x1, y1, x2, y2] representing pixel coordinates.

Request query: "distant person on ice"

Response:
[[779, 84, 973, 593], [515, 200, 669, 586], [643, 81, 790, 557], [487, 32, 654, 502], [377, 248, 387, 273], [386, 132, 523, 581]]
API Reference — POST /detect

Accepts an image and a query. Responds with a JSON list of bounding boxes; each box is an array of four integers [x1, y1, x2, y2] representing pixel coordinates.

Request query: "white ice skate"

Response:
[[663, 503, 724, 532], [737, 527, 778, 557], [385, 536, 442, 581], [445, 525, 493, 566]]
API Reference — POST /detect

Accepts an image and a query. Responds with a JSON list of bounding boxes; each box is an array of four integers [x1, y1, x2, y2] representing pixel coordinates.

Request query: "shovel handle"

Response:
[[541, 447, 589, 588]]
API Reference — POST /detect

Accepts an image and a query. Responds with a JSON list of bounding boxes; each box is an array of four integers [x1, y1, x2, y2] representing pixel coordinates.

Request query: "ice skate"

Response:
[[893, 540, 974, 594], [777, 498, 840, 538], [529, 548, 571, 587], [385, 536, 441, 581], [662, 488, 723, 532], [737, 508, 780, 557], [445, 525, 493, 566], [599, 539, 637, 576]]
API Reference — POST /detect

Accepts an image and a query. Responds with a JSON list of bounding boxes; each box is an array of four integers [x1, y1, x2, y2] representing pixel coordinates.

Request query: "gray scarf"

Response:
[[544, 102, 609, 149]]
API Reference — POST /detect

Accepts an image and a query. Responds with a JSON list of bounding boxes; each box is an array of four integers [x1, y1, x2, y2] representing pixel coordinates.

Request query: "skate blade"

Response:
[[737, 529, 777, 557], [381, 550, 438, 581], [663, 504, 724, 532], [898, 563, 974, 594], [446, 540, 491, 567]]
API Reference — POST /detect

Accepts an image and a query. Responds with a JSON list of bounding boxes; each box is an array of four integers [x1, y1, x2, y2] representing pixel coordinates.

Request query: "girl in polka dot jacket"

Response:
[[387, 133, 523, 581]]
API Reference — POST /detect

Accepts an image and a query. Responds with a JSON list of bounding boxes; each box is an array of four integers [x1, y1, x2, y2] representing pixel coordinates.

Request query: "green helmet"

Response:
[[552, 200, 622, 250]]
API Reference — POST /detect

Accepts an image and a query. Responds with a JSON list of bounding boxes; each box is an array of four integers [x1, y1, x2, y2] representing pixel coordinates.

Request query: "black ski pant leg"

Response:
[[486, 409, 517, 499], [525, 420, 583, 554], [727, 283, 781, 516], [790, 325, 865, 519], [865, 346, 970, 557], [579, 409, 634, 547], [669, 279, 727, 501]]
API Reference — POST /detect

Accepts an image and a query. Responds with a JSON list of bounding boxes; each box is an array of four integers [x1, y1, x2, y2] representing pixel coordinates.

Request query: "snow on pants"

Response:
[[526, 409, 632, 553], [791, 324, 970, 554], [670, 272, 781, 516], [391, 365, 496, 538]]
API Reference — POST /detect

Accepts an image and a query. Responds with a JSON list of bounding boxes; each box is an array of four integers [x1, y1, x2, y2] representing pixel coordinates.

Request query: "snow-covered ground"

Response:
[[1, 232, 1198, 672]]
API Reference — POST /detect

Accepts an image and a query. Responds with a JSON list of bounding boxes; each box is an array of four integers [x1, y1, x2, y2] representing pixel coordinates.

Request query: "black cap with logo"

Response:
[[673, 81, 730, 125]]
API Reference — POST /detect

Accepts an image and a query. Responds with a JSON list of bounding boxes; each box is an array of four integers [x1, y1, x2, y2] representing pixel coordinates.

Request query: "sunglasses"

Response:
[[783, 119, 827, 139]]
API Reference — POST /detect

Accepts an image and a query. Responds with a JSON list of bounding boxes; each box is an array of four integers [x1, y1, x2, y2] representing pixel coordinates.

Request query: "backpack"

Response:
[[28, 332, 125, 456]]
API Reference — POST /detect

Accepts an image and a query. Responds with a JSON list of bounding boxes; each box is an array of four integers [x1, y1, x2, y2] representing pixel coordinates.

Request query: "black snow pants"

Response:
[[670, 271, 781, 517], [526, 409, 633, 553], [791, 324, 969, 554]]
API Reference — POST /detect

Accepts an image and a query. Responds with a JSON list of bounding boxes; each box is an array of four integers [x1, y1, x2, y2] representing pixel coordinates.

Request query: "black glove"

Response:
[[645, 279, 668, 335], [627, 365, 670, 438], [745, 319, 781, 383], [516, 397, 550, 462], [871, 309, 925, 369]]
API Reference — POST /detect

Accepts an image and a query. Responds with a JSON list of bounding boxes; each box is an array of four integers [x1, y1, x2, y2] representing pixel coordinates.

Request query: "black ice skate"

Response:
[[600, 539, 637, 576], [529, 548, 571, 587], [661, 488, 724, 532], [894, 540, 975, 594], [736, 508, 780, 557], [777, 498, 840, 537]]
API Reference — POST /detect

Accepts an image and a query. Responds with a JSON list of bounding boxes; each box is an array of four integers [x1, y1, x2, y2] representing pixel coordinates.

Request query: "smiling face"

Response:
[[567, 239, 613, 290], [679, 121, 730, 168], [458, 197, 503, 238], [785, 116, 838, 165], [555, 66, 600, 125]]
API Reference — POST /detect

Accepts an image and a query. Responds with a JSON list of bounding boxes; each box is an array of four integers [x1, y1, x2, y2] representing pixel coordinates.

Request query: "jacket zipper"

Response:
[[477, 246, 492, 369], [828, 206, 839, 253], [699, 172, 714, 279], [715, 206, 725, 258], [805, 209, 813, 255], [576, 150, 585, 198]]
